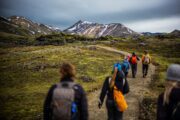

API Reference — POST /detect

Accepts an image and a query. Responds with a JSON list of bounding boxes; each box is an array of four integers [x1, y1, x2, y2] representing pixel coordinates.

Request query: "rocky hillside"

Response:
[[64, 20, 141, 37], [0, 16, 61, 36], [170, 29, 180, 37]]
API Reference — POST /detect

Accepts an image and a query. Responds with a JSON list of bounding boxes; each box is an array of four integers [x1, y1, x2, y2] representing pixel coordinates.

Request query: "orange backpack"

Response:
[[113, 86, 128, 112], [131, 56, 137, 64]]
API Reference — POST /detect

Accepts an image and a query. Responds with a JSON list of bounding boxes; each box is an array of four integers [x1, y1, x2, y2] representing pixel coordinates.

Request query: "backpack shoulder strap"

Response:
[[108, 77, 112, 84], [172, 102, 180, 118]]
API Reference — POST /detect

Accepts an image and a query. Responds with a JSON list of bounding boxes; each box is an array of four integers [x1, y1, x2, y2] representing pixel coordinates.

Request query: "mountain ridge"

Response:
[[0, 16, 61, 36], [64, 20, 141, 38]]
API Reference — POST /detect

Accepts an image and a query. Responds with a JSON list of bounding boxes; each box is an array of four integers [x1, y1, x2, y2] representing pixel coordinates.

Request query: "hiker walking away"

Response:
[[98, 63, 129, 120], [157, 64, 180, 120], [129, 52, 140, 78], [142, 50, 151, 78], [43, 62, 88, 120], [122, 56, 131, 78]]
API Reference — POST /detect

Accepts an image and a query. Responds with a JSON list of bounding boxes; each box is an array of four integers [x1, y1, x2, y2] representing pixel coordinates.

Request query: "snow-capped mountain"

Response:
[[0, 16, 61, 35], [64, 20, 141, 37]]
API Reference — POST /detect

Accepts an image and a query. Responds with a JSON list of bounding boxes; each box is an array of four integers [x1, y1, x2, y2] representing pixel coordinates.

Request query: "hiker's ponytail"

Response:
[[163, 81, 178, 105]]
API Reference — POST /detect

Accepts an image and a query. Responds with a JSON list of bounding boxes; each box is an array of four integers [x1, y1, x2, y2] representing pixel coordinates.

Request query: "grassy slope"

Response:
[[0, 44, 123, 119]]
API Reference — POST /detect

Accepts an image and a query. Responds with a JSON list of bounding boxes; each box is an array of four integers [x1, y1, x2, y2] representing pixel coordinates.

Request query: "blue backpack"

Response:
[[113, 63, 122, 72], [122, 61, 130, 72]]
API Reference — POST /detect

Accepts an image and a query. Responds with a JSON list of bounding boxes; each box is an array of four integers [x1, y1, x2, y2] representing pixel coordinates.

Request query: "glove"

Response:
[[98, 100, 102, 109]]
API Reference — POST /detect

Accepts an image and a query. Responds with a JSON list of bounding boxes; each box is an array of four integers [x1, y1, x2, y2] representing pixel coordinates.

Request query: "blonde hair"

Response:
[[163, 81, 179, 105]]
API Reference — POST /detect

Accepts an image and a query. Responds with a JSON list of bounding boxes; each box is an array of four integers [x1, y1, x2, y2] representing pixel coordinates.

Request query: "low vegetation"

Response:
[[0, 32, 179, 119]]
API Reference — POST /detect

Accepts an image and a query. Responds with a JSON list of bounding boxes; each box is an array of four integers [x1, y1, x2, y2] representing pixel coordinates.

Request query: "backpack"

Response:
[[122, 61, 129, 72], [51, 82, 76, 120], [113, 86, 128, 112], [108, 77, 128, 112], [123, 78, 130, 94], [131, 56, 137, 64], [113, 63, 122, 72], [144, 55, 150, 64]]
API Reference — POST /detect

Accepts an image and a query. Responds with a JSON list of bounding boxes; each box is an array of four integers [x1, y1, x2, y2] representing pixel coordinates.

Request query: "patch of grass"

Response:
[[0, 45, 123, 119], [139, 97, 156, 120]]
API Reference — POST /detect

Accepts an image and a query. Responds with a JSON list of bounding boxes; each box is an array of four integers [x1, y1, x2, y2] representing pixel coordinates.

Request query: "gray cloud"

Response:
[[0, 0, 180, 32]]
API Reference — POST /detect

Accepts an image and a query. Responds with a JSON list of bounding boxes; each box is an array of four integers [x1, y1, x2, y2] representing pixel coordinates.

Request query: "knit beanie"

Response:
[[166, 64, 180, 81]]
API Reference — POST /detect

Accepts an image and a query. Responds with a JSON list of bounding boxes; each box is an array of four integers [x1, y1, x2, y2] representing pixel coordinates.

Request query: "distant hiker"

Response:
[[98, 63, 129, 120], [129, 52, 140, 78], [126, 54, 131, 61], [43, 62, 88, 120], [157, 64, 180, 120], [142, 50, 151, 78], [122, 56, 131, 78]]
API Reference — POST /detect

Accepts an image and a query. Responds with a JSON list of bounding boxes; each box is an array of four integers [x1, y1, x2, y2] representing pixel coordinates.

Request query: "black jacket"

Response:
[[157, 88, 180, 120], [99, 71, 125, 104], [43, 77, 88, 120]]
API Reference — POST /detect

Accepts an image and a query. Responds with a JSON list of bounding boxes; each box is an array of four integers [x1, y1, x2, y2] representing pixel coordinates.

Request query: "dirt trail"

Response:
[[88, 45, 155, 120]]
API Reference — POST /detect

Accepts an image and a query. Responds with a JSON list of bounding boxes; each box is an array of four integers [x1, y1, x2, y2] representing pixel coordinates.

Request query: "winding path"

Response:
[[87, 45, 155, 120]]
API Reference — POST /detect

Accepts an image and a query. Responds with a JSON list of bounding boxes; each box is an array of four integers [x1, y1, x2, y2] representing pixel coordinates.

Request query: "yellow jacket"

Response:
[[142, 54, 151, 64]]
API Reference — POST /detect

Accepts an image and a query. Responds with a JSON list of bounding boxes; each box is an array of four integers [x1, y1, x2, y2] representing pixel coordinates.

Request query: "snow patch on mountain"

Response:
[[82, 21, 92, 24], [98, 25, 108, 37]]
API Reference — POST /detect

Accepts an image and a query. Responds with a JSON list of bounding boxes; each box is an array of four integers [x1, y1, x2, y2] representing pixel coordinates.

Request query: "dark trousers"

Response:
[[131, 64, 137, 78], [106, 99, 123, 120], [142, 64, 149, 77], [124, 72, 128, 78]]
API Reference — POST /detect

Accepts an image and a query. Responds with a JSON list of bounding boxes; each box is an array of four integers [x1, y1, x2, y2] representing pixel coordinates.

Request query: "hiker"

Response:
[[98, 63, 129, 120], [122, 56, 131, 78], [142, 50, 151, 78], [126, 54, 131, 61], [129, 52, 140, 78], [157, 64, 180, 120], [43, 62, 88, 120]]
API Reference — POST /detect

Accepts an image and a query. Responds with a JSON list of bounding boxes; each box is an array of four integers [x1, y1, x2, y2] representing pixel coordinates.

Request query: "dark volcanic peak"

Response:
[[64, 20, 140, 37], [171, 29, 180, 34], [170, 29, 180, 37], [0, 16, 10, 22], [141, 32, 166, 36]]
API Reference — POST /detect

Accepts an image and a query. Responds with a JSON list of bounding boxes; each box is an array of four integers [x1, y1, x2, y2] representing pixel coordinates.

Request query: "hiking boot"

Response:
[[143, 74, 146, 78]]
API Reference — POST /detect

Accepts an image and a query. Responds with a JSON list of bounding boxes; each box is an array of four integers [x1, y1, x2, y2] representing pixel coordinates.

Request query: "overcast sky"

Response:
[[0, 0, 180, 32]]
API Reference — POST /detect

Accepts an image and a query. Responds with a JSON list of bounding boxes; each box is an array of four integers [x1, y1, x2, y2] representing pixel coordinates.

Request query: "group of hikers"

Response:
[[43, 50, 180, 120]]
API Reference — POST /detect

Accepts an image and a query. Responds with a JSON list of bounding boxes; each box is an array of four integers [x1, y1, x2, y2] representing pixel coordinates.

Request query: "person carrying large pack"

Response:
[[157, 64, 180, 120], [98, 63, 129, 120], [129, 52, 140, 78], [142, 50, 151, 78], [122, 56, 131, 78], [43, 62, 88, 120]]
